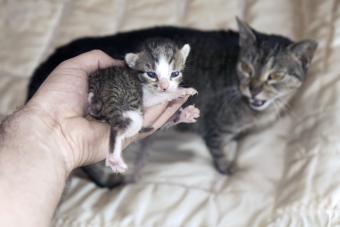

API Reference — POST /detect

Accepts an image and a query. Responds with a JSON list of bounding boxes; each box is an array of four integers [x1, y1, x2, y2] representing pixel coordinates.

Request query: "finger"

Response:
[[63, 49, 125, 74], [122, 96, 189, 148], [142, 102, 168, 127], [31, 50, 120, 98], [29, 50, 125, 117]]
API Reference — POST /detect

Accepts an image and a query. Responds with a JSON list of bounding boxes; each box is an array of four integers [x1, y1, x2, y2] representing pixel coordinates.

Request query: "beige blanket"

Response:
[[1, 0, 340, 226]]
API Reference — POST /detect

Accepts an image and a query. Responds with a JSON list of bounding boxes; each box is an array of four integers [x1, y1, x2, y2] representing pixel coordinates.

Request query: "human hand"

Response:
[[26, 50, 189, 174]]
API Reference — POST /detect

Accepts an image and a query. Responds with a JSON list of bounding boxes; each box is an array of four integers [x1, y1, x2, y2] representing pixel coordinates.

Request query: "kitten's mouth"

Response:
[[249, 98, 268, 110]]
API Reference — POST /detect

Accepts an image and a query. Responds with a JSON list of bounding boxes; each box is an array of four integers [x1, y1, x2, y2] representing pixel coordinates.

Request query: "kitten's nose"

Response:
[[159, 79, 169, 91], [249, 83, 262, 96]]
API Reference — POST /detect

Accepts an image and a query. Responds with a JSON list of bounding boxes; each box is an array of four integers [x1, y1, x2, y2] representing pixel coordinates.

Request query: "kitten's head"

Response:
[[236, 18, 318, 111], [125, 38, 190, 92]]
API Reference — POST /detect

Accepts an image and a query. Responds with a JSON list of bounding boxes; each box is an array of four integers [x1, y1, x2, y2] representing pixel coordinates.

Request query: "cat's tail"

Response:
[[82, 161, 125, 188], [109, 113, 132, 155]]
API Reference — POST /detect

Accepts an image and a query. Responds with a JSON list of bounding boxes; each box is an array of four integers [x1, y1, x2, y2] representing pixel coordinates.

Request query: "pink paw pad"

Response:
[[179, 105, 200, 123], [105, 154, 128, 173]]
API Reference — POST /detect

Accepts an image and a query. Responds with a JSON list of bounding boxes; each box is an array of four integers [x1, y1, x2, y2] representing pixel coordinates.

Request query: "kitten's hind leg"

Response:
[[106, 129, 128, 173], [106, 110, 143, 173]]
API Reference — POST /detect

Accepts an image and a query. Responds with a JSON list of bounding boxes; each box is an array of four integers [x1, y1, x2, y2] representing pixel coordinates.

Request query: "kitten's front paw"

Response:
[[177, 105, 200, 123], [214, 158, 237, 175], [105, 154, 128, 173], [178, 88, 198, 98], [185, 88, 198, 96]]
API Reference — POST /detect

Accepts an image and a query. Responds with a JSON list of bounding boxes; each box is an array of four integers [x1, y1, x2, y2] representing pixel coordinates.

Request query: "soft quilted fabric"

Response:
[[1, 0, 340, 226]]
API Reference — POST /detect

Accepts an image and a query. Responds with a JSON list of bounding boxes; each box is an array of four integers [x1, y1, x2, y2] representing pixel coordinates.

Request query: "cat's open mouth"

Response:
[[249, 98, 268, 110]]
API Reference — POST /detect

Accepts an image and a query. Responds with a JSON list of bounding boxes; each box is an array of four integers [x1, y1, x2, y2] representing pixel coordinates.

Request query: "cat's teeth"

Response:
[[250, 99, 266, 108]]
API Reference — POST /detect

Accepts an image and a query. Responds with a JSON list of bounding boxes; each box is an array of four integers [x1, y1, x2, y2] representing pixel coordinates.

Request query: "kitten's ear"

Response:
[[289, 40, 318, 68], [236, 17, 256, 48], [180, 44, 191, 62], [125, 53, 139, 68]]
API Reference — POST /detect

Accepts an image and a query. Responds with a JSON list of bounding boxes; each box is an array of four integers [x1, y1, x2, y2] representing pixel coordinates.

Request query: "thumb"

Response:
[[87, 121, 111, 164], [73, 119, 111, 166]]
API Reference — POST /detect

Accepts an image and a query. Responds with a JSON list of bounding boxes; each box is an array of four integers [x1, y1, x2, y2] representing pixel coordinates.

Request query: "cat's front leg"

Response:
[[205, 133, 238, 175]]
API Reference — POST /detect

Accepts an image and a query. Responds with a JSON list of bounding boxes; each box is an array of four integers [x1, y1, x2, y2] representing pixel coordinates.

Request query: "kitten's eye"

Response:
[[240, 62, 253, 76], [171, 71, 180, 78], [146, 72, 157, 79], [268, 72, 282, 81]]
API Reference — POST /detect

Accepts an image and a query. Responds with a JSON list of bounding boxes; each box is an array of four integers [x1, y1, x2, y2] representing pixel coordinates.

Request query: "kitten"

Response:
[[28, 18, 317, 186], [87, 38, 198, 173]]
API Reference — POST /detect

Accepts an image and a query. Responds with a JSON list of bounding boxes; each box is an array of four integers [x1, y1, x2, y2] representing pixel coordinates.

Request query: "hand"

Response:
[[0, 50, 191, 227], [26, 50, 189, 174]]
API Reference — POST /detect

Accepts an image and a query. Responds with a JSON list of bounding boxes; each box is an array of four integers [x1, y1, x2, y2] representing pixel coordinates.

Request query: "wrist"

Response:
[[0, 106, 70, 178], [0, 107, 72, 226]]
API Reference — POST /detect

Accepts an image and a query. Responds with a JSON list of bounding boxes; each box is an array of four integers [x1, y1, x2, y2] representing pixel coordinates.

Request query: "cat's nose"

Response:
[[249, 83, 262, 96], [159, 79, 169, 91]]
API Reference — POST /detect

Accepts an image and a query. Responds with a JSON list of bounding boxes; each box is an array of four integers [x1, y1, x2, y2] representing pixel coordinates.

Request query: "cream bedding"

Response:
[[1, 0, 340, 226]]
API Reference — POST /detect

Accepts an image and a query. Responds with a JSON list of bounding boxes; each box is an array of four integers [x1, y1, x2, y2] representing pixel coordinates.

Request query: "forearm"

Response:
[[0, 108, 69, 227]]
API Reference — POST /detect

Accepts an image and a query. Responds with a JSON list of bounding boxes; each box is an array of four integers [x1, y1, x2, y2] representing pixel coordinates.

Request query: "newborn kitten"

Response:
[[88, 38, 198, 173]]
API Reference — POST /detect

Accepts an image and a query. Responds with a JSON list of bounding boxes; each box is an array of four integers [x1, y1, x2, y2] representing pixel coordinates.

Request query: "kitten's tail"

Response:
[[82, 162, 125, 188], [109, 113, 131, 150]]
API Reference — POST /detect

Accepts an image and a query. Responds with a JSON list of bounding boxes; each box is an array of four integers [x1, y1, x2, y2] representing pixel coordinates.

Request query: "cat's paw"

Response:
[[178, 88, 198, 98], [105, 154, 128, 173], [214, 158, 237, 175], [185, 88, 198, 96], [182, 88, 198, 97], [177, 105, 200, 123]]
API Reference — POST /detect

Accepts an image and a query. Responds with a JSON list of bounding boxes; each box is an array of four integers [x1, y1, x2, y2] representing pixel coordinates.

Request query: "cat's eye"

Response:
[[171, 71, 180, 78], [268, 72, 282, 81], [146, 72, 157, 79], [240, 62, 252, 76]]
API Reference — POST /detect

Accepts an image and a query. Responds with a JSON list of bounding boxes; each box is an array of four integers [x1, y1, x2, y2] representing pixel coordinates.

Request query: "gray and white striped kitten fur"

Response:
[[88, 38, 198, 173]]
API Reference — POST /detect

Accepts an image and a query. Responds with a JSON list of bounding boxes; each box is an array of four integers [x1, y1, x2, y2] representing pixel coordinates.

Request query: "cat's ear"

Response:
[[236, 17, 256, 48], [125, 53, 139, 68], [180, 44, 191, 62], [289, 40, 318, 68]]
